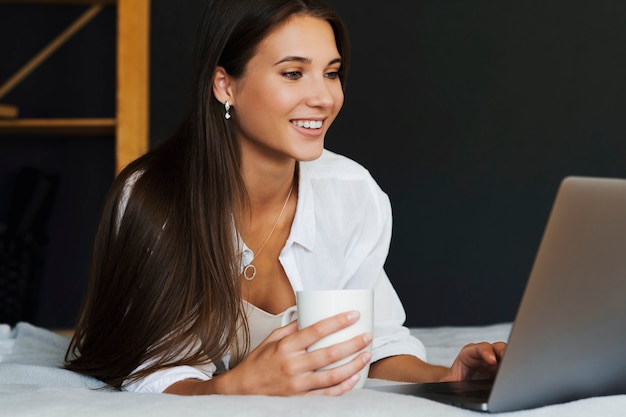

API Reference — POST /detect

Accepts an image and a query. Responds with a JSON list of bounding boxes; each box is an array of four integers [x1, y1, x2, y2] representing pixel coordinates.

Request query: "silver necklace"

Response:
[[242, 183, 294, 281]]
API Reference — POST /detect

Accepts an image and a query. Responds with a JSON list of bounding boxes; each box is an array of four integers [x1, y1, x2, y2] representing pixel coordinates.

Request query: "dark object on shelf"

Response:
[[0, 167, 58, 326]]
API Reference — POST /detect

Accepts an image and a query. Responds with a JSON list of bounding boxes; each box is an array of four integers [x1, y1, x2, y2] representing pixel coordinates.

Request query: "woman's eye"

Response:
[[283, 71, 302, 80], [325, 71, 340, 80]]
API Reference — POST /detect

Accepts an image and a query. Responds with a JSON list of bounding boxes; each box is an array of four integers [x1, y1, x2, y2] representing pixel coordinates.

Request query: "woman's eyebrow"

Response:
[[275, 56, 312, 65], [328, 58, 342, 66], [274, 56, 342, 66]]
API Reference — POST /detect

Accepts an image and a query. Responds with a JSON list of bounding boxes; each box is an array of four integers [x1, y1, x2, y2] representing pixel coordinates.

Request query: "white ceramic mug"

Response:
[[282, 289, 374, 389]]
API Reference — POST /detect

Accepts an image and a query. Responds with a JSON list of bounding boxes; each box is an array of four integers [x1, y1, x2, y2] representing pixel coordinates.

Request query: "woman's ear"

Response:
[[212, 66, 234, 106]]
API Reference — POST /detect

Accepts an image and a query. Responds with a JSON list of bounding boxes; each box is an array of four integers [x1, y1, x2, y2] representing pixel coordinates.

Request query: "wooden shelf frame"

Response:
[[0, 118, 115, 135], [0, 1, 115, 4], [0, 0, 150, 173]]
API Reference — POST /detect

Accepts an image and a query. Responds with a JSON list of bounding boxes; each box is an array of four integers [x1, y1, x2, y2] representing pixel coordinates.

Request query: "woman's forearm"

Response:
[[164, 373, 233, 395], [368, 355, 449, 383]]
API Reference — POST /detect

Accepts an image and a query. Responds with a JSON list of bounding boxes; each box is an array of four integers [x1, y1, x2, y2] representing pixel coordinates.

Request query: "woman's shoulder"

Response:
[[298, 150, 391, 239], [299, 150, 389, 211]]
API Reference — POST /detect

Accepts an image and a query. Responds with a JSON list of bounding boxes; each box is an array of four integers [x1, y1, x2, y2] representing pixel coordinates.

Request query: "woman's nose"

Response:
[[305, 77, 338, 108]]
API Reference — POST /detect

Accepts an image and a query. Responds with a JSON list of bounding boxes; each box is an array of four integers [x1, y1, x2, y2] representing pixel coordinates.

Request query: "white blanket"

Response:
[[1, 322, 625, 416]]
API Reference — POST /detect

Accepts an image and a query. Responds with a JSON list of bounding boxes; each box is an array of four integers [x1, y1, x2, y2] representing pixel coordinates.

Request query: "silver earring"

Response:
[[224, 100, 231, 119]]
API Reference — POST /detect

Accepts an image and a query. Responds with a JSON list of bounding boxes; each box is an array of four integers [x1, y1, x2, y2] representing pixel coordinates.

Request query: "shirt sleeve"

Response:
[[124, 363, 216, 393], [295, 152, 428, 364], [363, 185, 427, 363]]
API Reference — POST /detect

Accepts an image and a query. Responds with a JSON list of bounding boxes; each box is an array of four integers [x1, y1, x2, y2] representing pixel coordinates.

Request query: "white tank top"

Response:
[[242, 301, 295, 352]]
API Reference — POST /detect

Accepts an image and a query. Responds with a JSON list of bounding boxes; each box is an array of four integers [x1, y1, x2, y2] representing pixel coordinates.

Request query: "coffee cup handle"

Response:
[[281, 305, 298, 327]]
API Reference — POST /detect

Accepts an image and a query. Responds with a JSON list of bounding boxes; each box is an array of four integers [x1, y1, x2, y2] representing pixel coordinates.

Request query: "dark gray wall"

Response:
[[2, 1, 625, 328], [327, 1, 626, 326], [0, 4, 116, 328]]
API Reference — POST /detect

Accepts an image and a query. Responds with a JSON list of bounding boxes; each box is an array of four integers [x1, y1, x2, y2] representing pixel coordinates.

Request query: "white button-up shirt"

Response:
[[126, 149, 426, 393]]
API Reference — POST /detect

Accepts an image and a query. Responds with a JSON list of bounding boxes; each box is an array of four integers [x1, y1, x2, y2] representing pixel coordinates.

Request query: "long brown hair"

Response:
[[65, 0, 350, 390]]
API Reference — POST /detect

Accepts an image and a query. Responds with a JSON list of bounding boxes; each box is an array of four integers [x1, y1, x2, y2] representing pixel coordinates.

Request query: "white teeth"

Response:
[[292, 120, 323, 129]]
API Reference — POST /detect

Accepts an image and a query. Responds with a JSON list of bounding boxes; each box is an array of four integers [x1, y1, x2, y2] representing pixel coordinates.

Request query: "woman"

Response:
[[65, 0, 505, 396]]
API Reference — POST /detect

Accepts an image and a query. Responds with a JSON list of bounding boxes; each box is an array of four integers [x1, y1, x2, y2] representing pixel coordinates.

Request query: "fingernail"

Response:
[[363, 333, 373, 344], [347, 311, 360, 321], [349, 373, 361, 385], [362, 351, 372, 363]]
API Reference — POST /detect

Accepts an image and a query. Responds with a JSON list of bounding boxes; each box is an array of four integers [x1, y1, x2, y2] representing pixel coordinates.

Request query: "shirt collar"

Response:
[[286, 160, 315, 251]]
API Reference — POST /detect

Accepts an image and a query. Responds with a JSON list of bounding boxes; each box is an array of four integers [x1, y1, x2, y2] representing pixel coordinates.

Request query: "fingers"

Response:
[[463, 341, 505, 365], [303, 351, 371, 396], [479, 341, 507, 365], [279, 312, 372, 392], [493, 341, 507, 360], [306, 374, 361, 396], [444, 341, 508, 382], [268, 320, 300, 340], [305, 332, 373, 373], [477, 343, 498, 364], [273, 328, 372, 378], [239, 311, 373, 396], [280, 311, 362, 352]]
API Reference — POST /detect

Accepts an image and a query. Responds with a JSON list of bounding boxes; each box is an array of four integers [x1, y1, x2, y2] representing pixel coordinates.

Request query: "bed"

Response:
[[2, 321, 625, 416]]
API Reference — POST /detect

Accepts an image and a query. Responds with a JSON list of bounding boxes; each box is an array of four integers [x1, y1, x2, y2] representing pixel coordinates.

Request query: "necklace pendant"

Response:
[[243, 264, 257, 281], [240, 182, 294, 282]]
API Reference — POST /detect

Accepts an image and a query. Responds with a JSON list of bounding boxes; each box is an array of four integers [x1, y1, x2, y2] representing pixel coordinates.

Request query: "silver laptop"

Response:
[[372, 176, 626, 412]]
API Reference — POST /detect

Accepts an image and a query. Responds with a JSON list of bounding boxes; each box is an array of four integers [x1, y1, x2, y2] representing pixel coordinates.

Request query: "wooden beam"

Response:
[[0, 1, 115, 5], [0, 103, 19, 119], [0, 118, 115, 135], [116, 0, 150, 174], [0, 5, 103, 100]]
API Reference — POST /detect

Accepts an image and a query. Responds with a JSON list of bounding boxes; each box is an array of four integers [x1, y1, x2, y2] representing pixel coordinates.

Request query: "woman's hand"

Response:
[[439, 342, 507, 382], [193, 311, 372, 396]]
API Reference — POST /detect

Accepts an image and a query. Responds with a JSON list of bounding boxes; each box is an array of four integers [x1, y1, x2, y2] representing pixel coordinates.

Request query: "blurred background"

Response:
[[1, 0, 625, 329]]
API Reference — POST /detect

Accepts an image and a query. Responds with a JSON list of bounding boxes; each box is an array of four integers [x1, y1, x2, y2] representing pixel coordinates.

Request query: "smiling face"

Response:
[[217, 14, 344, 166]]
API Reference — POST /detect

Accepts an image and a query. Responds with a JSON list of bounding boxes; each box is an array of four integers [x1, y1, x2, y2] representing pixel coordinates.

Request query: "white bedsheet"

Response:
[[1, 322, 625, 416]]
